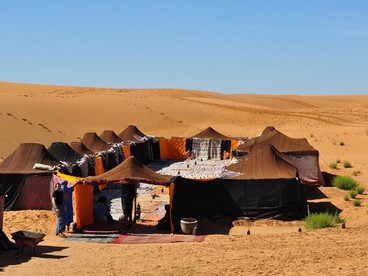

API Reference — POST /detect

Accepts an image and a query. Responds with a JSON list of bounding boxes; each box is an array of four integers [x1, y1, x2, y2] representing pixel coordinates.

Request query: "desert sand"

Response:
[[0, 81, 367, 275]]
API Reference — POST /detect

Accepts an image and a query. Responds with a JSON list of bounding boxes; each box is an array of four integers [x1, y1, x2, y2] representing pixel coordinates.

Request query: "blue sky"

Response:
[[1, 1, 367, 95]]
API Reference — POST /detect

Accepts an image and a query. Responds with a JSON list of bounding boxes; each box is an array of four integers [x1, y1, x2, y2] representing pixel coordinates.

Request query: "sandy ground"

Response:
[[0, 82, 368, 275]]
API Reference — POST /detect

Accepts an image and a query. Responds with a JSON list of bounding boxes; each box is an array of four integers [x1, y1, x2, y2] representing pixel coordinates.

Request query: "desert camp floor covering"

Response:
[[65, 185, 206, 244]]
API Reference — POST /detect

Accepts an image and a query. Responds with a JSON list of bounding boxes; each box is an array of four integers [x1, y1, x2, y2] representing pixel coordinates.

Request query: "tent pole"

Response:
[[133, 185, 137, 223]]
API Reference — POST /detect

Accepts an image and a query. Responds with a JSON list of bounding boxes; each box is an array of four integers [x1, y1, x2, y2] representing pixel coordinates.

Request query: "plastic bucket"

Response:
[[180, 218, 198, 234]]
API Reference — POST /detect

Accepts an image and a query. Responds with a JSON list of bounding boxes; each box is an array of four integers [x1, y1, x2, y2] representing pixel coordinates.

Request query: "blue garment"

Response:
[[61, 185, 74, 227], [54, 204, 64, 235]]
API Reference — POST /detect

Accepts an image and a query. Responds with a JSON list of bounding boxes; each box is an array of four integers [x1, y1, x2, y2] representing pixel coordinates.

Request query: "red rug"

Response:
[[111, 233, 206, 244]]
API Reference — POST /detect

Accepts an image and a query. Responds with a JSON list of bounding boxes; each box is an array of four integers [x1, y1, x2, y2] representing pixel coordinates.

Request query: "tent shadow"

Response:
[[307, 201, 342, 215], [322, 171, 338, 187], [196, 216, 234, 235], [304, 185, 328, 200], [0, 245, 68, 269]]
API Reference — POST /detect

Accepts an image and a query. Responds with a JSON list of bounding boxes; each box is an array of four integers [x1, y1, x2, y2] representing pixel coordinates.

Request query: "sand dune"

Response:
[[1, 82, 368, 275]]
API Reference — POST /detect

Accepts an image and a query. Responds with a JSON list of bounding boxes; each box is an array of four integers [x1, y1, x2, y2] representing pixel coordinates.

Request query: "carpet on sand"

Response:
[[111, 234, 206, 244], [80, 221, 122, 234]]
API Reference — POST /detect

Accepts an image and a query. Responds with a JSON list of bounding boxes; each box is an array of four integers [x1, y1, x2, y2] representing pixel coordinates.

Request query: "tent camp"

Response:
[[48, 142, 83, 163], [0, 143, 60, 210], [234, 126, 325, 185], [118, 125, 157, 164], [169, 144, 307, 232], [80, 132, 112, 153], [72, 156, 172, 229], [100, 130, 123, 144], [70, 141, 94, 156], [187, 127, 238, 160]]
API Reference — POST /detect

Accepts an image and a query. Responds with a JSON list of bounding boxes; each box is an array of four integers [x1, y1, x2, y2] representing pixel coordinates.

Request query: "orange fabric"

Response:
[[122, 145, 131, 158], [159, 137, 186, 160], [169, 183, 175, 233], [74, 184, 94, 228], [230, 139, 239, 159], [95, 156, 106, 191]]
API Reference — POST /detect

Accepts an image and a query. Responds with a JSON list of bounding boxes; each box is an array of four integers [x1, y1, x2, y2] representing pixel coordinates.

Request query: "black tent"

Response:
[[169, 145, 307, 232]]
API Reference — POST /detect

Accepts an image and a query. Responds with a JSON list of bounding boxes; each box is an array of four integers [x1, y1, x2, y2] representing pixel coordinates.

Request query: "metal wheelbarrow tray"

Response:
[[11, 230, 46, 255]]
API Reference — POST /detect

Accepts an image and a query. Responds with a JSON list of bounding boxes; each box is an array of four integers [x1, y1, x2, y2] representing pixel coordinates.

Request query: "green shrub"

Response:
[[344, 194, 350, 201], [336, 159, 341, 164], [352, 170, 361, 176], [343, 161, 352, 168], [352, 199, 361, 207], [332, 175, 358, 190], [339, 141, 345, 146], [329, 163, 338, 169], [349, 190, 358, 199], [304, 212, 344, 230], [355, 185, 365, 195]]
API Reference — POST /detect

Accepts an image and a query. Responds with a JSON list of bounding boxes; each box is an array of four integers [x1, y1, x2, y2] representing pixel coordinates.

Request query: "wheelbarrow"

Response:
[[11, 230, 46, 255]]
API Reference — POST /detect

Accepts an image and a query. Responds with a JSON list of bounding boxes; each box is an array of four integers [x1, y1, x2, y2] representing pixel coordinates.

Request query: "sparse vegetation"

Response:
[[349, 190, 358, 199], [355, 185, 365, 195], [332, 175, 358, 190], [352, 199, 361, 207], [339, 141, 345, 146], [304, 212, 344, 230], [343, 161, 352, 168], [336, 159, 341, 164], [329, 163, 338, 169], [344, 194, 350, 201], [352, 170, 361, 176]]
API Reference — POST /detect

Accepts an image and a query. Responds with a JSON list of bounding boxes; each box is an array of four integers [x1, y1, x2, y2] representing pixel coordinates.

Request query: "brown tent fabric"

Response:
[[48, 142, 83, 163], [80, 132, 111, 153], [80, 156, 172, 185], [190, 127, 233, 140], [0, 143, 59, 174], [118, 125, 146, 143], [237, 126, 318, 156], [226, 144, 298, 180], [70, 141, 94, 156], [100, 130, 123, 144]]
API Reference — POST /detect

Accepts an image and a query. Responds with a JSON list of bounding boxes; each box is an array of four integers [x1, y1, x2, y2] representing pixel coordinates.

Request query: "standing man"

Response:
[[52, 182, 65, 238]]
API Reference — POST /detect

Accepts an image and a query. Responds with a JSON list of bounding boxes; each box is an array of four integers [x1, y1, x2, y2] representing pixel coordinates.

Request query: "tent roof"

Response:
[[0, 143, 59, 174], [100, 130, 123, 144], [48, 142, 82, 163], [80, 132, 111, 153], [118, 125, 147, 143], [226, 144, 298, 180], [80, 156, 172, 185], [237, 126, 318, 155], [69, 142, 94, 156], [190, 127, 233, 140]]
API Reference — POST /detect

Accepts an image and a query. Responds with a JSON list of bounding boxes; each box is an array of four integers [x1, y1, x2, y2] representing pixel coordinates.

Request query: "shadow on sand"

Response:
[[0, 244, 68, 271]]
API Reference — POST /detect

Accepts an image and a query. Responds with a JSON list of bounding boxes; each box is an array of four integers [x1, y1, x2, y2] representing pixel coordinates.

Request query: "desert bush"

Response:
[[339, 141, 345, 146], [332, 175, 358, 190], [344, 194, 350, 201], [343, 161, 352, 168], [355, 185, 365, 195], [352, 170, 361, 176], [352, 199, 361, 207], [304, 212, 344, 230], [349, 190, 358, 199], [336, 159, 341, 164], [329, 163, 338, 169]]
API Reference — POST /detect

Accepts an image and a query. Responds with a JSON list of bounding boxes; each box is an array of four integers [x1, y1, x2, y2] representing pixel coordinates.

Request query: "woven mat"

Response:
[[111, 233, 206, 244]]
